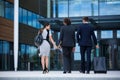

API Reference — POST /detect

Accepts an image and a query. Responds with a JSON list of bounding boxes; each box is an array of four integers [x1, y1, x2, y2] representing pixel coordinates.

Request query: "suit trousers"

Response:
[[80, 46, 92, 73], [62, 47, 73, 72]]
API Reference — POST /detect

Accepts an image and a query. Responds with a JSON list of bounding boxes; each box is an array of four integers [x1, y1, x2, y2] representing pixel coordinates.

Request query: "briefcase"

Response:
[[93, 57, 107, 73]]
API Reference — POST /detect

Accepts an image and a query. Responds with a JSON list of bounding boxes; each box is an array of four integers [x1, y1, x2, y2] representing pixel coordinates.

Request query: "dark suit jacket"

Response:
[[77, 23, 97, 46], [59, 25, 76, 47]]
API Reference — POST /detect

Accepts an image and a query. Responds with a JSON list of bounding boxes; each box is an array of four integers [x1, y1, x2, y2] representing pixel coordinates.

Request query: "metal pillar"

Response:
[[14, 0, 19, 71]]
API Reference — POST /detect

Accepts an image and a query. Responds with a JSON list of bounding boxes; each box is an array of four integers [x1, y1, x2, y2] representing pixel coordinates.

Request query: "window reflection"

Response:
[[0, 41, 2, 54], [3, 41, 9, 54], [0, 0, 4, 17], [101, 30, 113, 38], [23, 9, 27, 24], [117, 30, 120, 38], [19, 8, 23, 23]]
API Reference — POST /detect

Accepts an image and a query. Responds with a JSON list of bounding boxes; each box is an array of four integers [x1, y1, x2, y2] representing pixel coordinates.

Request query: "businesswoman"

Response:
[[38, 23, 56, 74]]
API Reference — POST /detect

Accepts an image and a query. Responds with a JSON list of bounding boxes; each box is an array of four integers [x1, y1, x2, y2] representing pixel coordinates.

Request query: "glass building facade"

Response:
[[0, 0, 120, 71]]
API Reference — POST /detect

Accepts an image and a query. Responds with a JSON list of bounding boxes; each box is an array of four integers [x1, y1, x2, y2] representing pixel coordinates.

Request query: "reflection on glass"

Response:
[[33, 13, 37, 27], [58, 0, 68, 17], [28, 11, 32, 26], [19, 8, 23, 23], [101, 30, 113, 38], [0, 41, 2, 54], [117, 30, 120, 38], [23, 9, 27, 24], [5, 2, 11, 19], [0, 0, 4, 17], [21, 44, 26, 54], [74, 44, 81, 60], [100, 0, 120, 15], [3, 41, 9, 54]]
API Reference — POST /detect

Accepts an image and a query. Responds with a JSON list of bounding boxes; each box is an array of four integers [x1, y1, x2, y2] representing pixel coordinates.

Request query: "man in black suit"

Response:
[[59, 18, 76, 74], [77, 17, 98, 74]]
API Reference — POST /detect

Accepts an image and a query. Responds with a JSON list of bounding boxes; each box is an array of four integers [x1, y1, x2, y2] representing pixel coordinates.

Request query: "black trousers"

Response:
[[80, 46, 92, 73], [62, 47, 73, 72]]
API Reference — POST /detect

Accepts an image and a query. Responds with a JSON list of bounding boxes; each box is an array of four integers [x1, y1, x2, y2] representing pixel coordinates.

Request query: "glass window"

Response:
[[28, 11, 32, 26], [3, 41, 9, 54], [32, 13, 37, 28], [99, 0, 120, 15], [11, 4, 14, 20], [74, 44, 81, 60], [92, 0, 99, 16], [26, 45, 30, 54], [101, 30, 113, 38], [69, 0, 92, 17], [58, 0, 68, 17], [0, 0, 4, 17], [36, 15, 40, 28], [20, 44, 26, 54], [19, 8, 23, 23], [22, 9, 27, 24], [117, 30, 120, 38], [0, 40, 2, 54], [5, 2, 11, 19]]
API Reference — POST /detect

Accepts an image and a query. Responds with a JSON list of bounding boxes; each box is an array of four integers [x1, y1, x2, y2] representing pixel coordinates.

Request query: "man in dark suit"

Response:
[[59, 18, 76, 74], [77, 17, 98, 74]]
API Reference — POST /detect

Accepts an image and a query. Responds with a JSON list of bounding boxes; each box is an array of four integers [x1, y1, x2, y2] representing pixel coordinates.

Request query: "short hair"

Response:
[[44, 22, 50, 28], [64, 18, 71, 25], [83, 17, 89, 22]]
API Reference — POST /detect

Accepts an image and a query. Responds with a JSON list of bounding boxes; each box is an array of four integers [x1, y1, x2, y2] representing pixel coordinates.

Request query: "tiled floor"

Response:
[[0, 71, 120, 80]]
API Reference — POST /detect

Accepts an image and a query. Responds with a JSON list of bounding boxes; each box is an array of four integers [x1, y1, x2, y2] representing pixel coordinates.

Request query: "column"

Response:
[[47, 0, 51, 69], [14, 0, 19, 71]]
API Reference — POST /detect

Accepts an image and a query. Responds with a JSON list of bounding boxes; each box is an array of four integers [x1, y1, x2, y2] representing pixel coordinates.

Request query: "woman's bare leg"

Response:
[[41, 56, 45, 70], [45, 56, 49, 68]]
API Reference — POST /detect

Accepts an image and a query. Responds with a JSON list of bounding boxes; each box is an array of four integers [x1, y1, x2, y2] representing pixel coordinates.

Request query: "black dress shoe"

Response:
[[63, 71, 66, 74], [68, 71, 71, 73], [79, 70, 85, 74], [43, 69, 46, 74], [46, 68, 49, 73]]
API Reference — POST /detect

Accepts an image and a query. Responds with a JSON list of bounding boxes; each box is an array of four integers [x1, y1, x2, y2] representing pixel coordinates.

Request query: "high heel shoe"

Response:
[[45, 68, 49, 73], [43, 69, 46, 74]]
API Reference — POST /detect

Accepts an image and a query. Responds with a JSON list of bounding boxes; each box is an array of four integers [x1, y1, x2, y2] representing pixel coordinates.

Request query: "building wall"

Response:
[[0, 17, 13, 42]]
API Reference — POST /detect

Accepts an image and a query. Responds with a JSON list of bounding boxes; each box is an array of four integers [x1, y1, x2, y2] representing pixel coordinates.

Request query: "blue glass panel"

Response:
[[19, 7, 23, 23], [26, 45, 30, 54], [100, 0, 120, 15], [74, 44, 81, 60], [101, 30, 113, 38], [3, 41, 9, 54], [0, 0, 5, 17], [32, 13, 37, 28], [117, 30, 120, 38], [22, 9, 27, 24], [58, 0, 68, 17], [5, 2, 11, 19], [69, 0, 92, 17], [36, 15, 40, 28], [28, 11, 32, 26], [20, 44, 26, 54], [11, 4, 14, 20], [0, 41, 2, 54]]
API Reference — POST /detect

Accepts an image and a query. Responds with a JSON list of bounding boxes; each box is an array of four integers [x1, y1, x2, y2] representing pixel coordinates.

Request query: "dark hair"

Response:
[[38, 23, 50, 34], [64, 18, 71, 25], [83, 17, 89, 22], [44, 22, 50, 28]]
